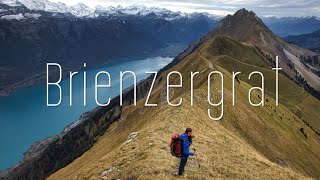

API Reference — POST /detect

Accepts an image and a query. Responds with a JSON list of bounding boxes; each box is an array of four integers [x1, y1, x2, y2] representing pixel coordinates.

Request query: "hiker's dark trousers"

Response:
[[178, 156, 188, 175]]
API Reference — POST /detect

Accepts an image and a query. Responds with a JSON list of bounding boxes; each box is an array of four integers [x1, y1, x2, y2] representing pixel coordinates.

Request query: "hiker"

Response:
[[178, 128, 195, 177]]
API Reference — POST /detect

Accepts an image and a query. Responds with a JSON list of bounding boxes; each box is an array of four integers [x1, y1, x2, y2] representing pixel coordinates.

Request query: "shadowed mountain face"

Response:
[[285, 30, 320, 51], [262, 16, 320, 37], [0, 3, 219, 96], [0, 17, 163, 89], [2, 8, 320, 180]]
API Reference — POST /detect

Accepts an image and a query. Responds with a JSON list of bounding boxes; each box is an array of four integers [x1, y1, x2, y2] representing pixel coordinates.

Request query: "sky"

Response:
[[48, 0, 320, 17]]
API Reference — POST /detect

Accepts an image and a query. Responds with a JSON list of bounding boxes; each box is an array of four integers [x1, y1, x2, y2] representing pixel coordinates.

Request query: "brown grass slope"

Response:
[[194, 9, 319, 91], [49, 36, 320, 180]]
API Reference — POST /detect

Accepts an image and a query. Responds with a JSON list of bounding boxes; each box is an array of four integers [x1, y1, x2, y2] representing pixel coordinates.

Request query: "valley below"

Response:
[[0, 56, 173, 171], [0, 43, 186, 97]]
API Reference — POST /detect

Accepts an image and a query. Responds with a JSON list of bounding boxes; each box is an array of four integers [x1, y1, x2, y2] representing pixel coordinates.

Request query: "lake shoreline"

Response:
[[0, 56, 174, 172], [0, 55, 176, 98], [0, 43, 186, 98]]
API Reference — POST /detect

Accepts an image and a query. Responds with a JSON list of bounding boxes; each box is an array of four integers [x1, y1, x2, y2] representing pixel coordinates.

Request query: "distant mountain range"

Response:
[[262, 16, 320, 37], [3, 8, 320, 180], [1, 0, 320, 35], [285, 30, 320, 51], [0, 0, 222, 19], [0, 1, 220, 96]]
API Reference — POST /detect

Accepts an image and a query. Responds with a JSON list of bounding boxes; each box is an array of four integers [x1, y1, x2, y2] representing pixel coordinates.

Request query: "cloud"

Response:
[[49, 0, 320, 17]]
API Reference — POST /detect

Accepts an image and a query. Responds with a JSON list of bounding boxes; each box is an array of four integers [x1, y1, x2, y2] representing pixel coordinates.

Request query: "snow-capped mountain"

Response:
[[0, 0, 222, 20], [0, 0, 21, 6], [0, 0, 221, 98], [1, 0, 320, 36], [18, 0, 69, 13], [0, 0, 92, 17], [92, 5, 181, 19], [93, 5, 211, 20], [70, 3, 91, 17]]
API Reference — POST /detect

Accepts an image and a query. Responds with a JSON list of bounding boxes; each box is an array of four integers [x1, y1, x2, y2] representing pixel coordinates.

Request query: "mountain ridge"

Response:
[[48, 34, 320, 179], [0, 0, 222, 19], [179, 8, 320, 95], [262, 16, 320, 37], [285, 29, 320, 51]]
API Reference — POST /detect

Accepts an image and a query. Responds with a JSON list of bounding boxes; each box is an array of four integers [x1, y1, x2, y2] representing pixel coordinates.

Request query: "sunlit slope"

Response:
[[199, 36, 320, 133], [49, 36, 320, 179]]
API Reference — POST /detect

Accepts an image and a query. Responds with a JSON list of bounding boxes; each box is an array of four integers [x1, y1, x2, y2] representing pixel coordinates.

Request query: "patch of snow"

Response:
[[24, 12, 41, 19], [87, 4, 220, 20], [165, 17, 179, 21], [1, 13, 25, 19], [0, 0, 21, 6], [18, 0, 70, 13], [0, 9, 6, 12], [121, 5, 143, 15], [15, 0, 94, 17], [70, 3, 92, 17], [0, 0, 222, 20], [94, 5, 116, 13]]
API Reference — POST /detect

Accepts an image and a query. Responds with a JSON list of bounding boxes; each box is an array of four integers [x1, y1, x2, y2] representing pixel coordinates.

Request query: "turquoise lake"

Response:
[[0, 56, 173, 171]]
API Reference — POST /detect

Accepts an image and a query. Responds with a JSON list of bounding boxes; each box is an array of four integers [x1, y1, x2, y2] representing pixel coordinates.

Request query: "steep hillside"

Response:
[[285, 30, 320, 51], [49, 35, 320, 179], [204, 9, 320, 92]]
